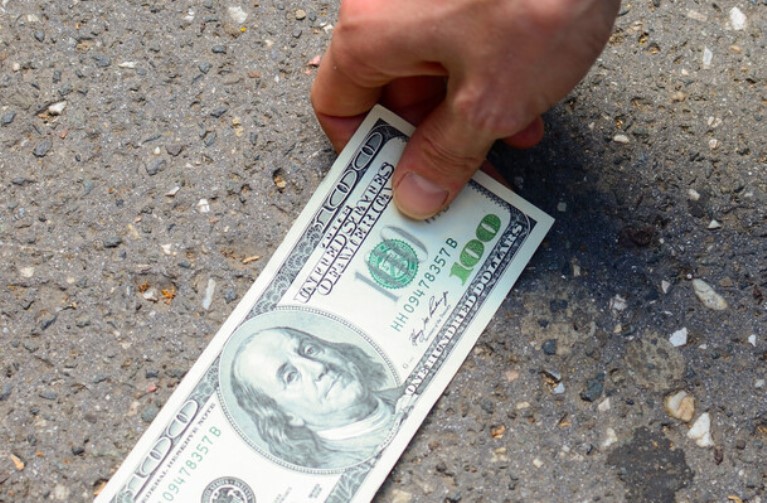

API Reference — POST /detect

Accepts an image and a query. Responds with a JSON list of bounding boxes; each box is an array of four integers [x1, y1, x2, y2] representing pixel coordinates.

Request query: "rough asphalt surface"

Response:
[[1, 1, 765, 502]]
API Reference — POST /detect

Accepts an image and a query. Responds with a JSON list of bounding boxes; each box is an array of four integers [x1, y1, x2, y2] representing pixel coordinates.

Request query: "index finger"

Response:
[[310, 47, 383, 151]]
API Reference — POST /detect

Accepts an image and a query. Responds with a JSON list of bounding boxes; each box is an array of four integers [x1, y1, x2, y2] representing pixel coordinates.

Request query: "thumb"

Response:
[[392, 103, 495, 220]]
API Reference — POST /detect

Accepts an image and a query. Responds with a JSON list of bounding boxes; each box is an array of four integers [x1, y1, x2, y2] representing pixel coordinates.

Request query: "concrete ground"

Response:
[[1, 1, 765, 502]]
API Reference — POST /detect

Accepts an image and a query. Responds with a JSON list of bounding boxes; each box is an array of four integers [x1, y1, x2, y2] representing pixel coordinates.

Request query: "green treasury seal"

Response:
[[367, 239, 418, 289]]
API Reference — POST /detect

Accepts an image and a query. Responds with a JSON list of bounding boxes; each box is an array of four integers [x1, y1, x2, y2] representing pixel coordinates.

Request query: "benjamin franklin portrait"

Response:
[[219, 309, 403, 470]]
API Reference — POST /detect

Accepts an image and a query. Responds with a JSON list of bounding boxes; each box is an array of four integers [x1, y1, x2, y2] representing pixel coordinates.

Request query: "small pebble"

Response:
[[541, 339, 557, 355], [669, 327, 688, 347], [686, 10, 708, 22], [92, 54, 111, 68], [34, 30, 45, 42], [557, 201, 567, 212], [212, 44, 227, 54], [118, 61, 137, 69], [227, 6, 248, 24], [661, 280, 671, 294], [703, 47, 713, 69], [39, 390, 58, 401], [687, 188, 701, 201], [687, 412, 714, 447], [572, 261, 581, 277], [295, 9, 306, 20], [103, 236, 122, 248], [601, 427, 618, 449], [210, 106, 228, 118], [33, 139, 52, 157], [747, 334, 756, 347], [609, 294, 627, 312], [145, 159, 167, 176], [199, 61, 212, 74], [542, 368, 561, 382], [53, 484, 70, 501], [755, 379, 765, 389], [532, 458, 544, 468], [37, 309, 58, 330], [598, 398, 611, 412], [166, 144, 183, 157], [141, 404, 160, 423], [1, 111, 16, 125], [692, 279, 728, 310], [11, 454, 24, 471], [389, 489, 413, 503], [202, 278, 216, 310], [0, 383, 12, 401], [481, 398, 495, 414], [613, 134, 630, 144], [19, 266, 35, 278], [196, 199, 210, 213], [58, 83, 73, 97], [47, 101, 67, 115], [580, 373, 605, 402], [707, 219, 722, 229], [664, 390, 695, 422], [729, 7, 747, 30], [142, 288, 159, 302]]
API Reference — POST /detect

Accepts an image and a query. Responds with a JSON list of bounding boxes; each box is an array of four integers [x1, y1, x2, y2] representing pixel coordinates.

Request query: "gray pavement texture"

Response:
[[0, 0, 765, 502]]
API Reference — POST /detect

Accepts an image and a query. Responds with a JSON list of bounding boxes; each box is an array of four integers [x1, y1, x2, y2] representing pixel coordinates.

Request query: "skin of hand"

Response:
[[311, 0, 621, 220]]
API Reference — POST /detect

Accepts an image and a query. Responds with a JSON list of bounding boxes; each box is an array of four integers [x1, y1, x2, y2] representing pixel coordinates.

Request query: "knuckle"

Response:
[[520, 0, 581, 34], [418, 131, 483, 182], [330, 4, 385, 86], [452, 86, 526, 137]]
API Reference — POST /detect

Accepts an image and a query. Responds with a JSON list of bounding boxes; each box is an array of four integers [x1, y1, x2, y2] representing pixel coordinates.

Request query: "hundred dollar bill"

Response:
[[96, 106, 553, 503]]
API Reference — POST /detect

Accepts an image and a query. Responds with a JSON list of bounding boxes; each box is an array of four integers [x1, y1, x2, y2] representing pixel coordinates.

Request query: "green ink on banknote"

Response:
[[367, 239, 419, 289], [449, 214, 502, 285]]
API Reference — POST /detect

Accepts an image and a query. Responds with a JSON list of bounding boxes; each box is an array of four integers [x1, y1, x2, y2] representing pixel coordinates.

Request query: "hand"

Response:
[[312, 0, 620, 219]]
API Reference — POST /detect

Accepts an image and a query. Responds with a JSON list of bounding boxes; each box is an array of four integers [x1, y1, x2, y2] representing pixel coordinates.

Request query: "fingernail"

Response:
[[394, 172, 449, 219]]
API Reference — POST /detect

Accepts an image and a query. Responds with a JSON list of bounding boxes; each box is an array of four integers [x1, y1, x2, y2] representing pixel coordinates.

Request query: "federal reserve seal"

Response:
[[367, 239, 418, 289], [201, 477, 255, 503]]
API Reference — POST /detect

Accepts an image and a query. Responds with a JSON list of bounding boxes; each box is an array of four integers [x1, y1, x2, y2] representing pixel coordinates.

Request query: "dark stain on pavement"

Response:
[[606, 427, 694, 503]]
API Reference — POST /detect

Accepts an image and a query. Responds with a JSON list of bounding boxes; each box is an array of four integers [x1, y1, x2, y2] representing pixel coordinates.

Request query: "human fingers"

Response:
[[479, 161, 509, 188], [380, 76, 446, 126], [392, 101, 498, 220], [502, 116, 545, 150], [311, 48, 383, 152], [311, 75, 446, 153], [311, 0, 447, 151]]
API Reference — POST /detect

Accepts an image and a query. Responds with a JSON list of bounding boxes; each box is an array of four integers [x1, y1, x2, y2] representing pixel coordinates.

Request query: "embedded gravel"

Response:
[[1, 1, 765, 502]]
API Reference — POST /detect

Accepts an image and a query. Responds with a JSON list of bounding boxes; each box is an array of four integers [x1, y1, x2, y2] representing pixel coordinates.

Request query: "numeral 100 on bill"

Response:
[[449, 214, 501, 285]]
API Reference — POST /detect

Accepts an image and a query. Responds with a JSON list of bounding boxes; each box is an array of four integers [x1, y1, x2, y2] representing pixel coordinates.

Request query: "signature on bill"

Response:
[[409, 291, 450, 346]]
